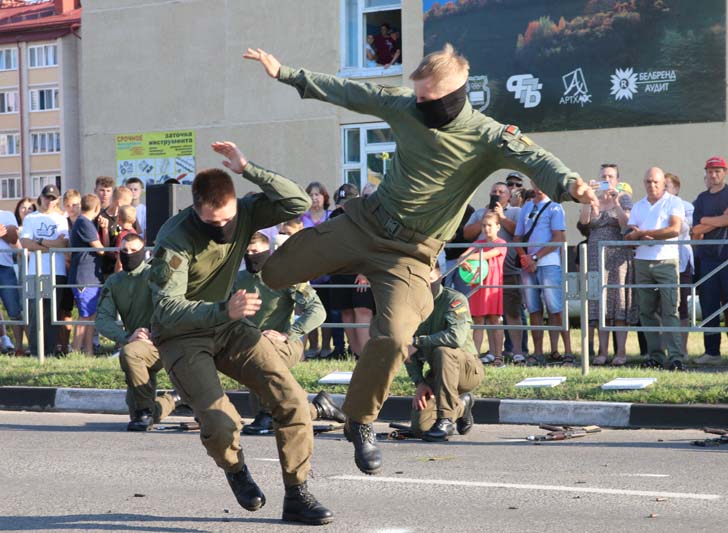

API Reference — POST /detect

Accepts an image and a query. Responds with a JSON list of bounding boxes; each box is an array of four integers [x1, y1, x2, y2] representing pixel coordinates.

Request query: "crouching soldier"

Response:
[[234, 229, 346, 435], [405, 263, 483, 441], [95, 233, 181, 431]]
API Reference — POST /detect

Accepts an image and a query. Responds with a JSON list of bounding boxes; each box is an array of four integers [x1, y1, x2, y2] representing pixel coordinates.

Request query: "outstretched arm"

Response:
[[243, 47, 406, 120]]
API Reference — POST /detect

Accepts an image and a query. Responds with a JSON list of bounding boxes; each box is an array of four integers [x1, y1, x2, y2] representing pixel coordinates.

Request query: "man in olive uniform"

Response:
[[244, 45, 597, 475], [148, 141, 333, 526], [234, 230, 346, 434], [405, 265, 482, 442], [95, 233, 179, 432]]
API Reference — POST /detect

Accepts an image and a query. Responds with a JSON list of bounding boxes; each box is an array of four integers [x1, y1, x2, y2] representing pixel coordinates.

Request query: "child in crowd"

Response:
[[114, 205, 138, 272], [460, 212, 506, 366]]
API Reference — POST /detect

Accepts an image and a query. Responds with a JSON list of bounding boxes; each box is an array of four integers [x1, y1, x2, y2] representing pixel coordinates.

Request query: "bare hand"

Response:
[[128, 327, 152, 344], [354, 274, 369, 293], [243, 48, 281, 78], [460, 260, 473, 273], [413, 382, 434, 411], [624, 229, 642, 241], [227, 290, 262, 320], [262, 329, 288, 343], [569, 176, 599, 209], [98, 217, 109, 230], [492, 203, 504, 220], [211, 141, 248, 174], [0, 224, 6, 238]]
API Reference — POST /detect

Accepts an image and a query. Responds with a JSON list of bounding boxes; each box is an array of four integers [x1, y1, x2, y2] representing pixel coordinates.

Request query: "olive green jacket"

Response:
[[233, 270, 325, 339], [148, 163, 310, 354], [405, 286, 478, 385], [95, 262, 153, 345], [278, 65, 578, 241]]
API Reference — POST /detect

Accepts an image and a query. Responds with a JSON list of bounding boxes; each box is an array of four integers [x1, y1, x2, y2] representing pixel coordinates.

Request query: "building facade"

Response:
[[0, 0, 81, 213], [81, 0, 728, 240]]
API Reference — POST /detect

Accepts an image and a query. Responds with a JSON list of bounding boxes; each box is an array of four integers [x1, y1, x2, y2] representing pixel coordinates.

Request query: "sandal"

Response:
[[492, 355, 505, 368], [549, 351, 563, 363], [512, 354, 526, 365], [611, 355, 627, 367], [592, 355, 609, 366], [526, 354, 544, 367], [561, 354, 576, 367]]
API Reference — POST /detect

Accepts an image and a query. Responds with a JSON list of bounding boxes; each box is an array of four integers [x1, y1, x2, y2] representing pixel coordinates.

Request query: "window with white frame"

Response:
[[340, 0, 402, 77], [341, 122, 395, 189], [0, 48, 17, 71], [0, 91, 18, 114], [29, 87, 59, 111], [31, 175, 61, 197], [0, 133, 20, 156], [0, 177, 21, 200], [30, 131, 61, 154], [28, 44, 58, 68]]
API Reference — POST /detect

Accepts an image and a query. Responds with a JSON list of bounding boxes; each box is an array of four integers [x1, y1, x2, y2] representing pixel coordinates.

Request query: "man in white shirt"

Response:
[[626, 167, 685, 369], [19, 184, 69, 356], [0, 209, 22, 353], [125, 177, 147, 237]]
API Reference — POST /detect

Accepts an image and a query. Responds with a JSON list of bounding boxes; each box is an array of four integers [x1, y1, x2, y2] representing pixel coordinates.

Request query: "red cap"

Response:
[[705, 156, 727, 169]]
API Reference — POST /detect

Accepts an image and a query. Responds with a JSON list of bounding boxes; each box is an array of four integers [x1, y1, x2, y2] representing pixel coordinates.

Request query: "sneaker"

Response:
[[479, 352, 495, 364], [317, 348, 332, 359], [695, 354, 722, 366], [512, 354, 526, 365], [0, 335, 15, 353]]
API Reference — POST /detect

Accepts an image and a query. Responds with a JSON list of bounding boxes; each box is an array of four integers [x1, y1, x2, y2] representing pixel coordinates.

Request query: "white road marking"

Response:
[[620, 473, 670, 478], [332, 475, 720, 501]]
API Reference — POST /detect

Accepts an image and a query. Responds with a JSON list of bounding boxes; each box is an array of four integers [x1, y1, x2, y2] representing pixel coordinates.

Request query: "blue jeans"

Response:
[[522, 265, 563, 315], [0, 265, 21, 319], [697, 258, 728, 356]]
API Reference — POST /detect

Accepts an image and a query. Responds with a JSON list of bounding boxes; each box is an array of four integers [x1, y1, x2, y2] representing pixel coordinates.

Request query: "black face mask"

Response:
[[416, 83, 468, 129], [193, 210, 238, 244], [120, 248, 146, 273], [244, 250, 270, 274]]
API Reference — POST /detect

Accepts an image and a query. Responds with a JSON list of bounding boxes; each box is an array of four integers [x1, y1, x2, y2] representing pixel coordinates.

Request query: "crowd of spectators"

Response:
[[1, 157, 727, 369], [366, 23, 402, 69]]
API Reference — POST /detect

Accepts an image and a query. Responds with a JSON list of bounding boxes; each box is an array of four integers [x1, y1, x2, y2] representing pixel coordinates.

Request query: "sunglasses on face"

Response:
[[507, 182, 522, 188]]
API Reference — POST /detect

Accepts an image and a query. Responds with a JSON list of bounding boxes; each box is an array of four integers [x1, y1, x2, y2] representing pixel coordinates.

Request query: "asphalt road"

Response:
[[0, 411, 725, 532]]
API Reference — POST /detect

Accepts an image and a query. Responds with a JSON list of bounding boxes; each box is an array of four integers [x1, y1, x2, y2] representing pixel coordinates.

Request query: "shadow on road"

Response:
[[0, 513, 283, 532]]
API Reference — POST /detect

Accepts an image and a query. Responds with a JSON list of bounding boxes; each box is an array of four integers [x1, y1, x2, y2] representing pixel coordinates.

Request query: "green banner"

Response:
[[116, 130, 195, 186]]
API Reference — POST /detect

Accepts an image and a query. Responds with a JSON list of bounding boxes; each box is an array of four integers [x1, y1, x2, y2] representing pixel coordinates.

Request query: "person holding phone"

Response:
[[577, 163, 633, 366]]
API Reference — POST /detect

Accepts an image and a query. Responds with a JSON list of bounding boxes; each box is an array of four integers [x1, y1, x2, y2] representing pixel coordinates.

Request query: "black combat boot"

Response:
[[422, 418, 455, 442], [225, 465, 266, 511], [243, 411, 274, 435], [343, 419, 382, 475], [127, 409, 154, 432], [282, 482, 334, 525], [456, 392, 474, 435], [311, 391, 347, 423]]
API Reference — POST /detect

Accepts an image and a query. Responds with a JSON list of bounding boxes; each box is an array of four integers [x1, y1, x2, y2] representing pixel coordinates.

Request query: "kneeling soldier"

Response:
[[234, 230, 346, 434], [405, 264, 483, 441], [95, 233, 180, 431]]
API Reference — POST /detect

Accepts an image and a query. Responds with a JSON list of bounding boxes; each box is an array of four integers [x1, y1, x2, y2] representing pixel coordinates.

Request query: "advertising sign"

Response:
[[116, 130, 195, 185], [423, 0, 726, 131]]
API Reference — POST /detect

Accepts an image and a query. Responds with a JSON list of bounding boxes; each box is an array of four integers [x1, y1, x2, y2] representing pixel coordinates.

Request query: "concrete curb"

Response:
[[1, 386, 726, 429]]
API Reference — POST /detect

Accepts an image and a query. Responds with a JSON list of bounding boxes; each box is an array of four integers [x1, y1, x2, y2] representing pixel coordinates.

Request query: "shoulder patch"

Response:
[[169, 255, 182, 269], [451, 300, 462, 308], [505, 124, 520, 136]]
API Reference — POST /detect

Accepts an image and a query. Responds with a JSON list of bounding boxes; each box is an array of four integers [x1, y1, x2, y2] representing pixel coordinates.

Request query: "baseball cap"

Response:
[[506, 171, 525, 184], [41, 184, 60, 199], [705, 156, 727, 169]]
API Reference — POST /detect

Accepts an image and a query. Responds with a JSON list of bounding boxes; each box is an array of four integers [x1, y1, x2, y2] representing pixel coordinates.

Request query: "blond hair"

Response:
[[410, 43, 469, 87], [119, 204, 136, 225]]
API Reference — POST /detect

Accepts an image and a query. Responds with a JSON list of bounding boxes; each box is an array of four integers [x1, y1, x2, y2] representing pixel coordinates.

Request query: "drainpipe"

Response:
[[16, 40, 26, 197]]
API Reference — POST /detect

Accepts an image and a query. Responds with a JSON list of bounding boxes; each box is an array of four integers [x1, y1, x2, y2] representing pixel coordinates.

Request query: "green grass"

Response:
[[1, 352, 726, 405]]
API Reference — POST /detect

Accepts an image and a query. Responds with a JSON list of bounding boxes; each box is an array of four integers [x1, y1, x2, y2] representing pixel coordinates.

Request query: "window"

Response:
[[31, 131, 61, 154], [340, 0, 402, 77], [29, 87, 59, 111], [0, 91, 18, 114], [0, 49, 18, 71], [341, 122, 395, 189], [0, 177, 21, 200], [31, 175, 61, 197], [0, 133, 20, 156], [28, 44, 58, 68]]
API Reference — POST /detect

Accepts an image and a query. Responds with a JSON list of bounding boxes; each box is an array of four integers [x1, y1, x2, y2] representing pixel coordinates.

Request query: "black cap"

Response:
[[41, 184, 60, 199]]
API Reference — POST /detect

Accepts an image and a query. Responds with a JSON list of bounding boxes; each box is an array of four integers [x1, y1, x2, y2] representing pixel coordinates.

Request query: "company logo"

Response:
[[610, 68, 638, 100], [560, 68, 592, 106], [506, 74, 542, 108], [611, 68, 677, 100], [467, 75, 491, 112]]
